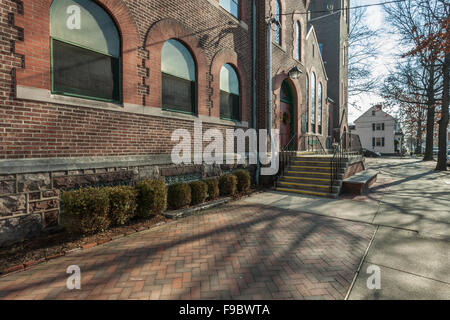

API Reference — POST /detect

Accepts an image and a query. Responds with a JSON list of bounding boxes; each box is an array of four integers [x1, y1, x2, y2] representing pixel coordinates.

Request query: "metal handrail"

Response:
[[281, 133, 298, 152], [330, 131, 346, 194]]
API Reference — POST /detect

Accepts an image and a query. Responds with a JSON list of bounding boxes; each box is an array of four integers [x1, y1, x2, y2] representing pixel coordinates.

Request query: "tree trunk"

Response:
[[423, 63, 436, 161], [435, 53, 449, 171], [415, 116, 422, 154]]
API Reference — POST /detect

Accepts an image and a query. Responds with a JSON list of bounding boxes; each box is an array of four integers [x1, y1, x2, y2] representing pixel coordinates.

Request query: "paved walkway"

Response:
[[0, 157, 448, 300], [244, 158, 450, 299], [0, 204, 374, 300]]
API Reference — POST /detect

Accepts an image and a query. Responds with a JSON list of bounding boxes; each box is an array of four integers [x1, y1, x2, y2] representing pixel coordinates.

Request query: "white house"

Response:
[[353, 105, 402, 155]]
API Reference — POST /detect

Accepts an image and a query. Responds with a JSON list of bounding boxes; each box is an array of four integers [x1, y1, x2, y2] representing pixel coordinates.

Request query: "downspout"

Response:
[[267, 20, 274, 159], [253, 0, 260, 184]]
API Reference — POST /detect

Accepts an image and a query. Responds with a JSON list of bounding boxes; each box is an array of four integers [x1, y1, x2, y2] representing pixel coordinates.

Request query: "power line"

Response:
[[269, 0, 409, 18]]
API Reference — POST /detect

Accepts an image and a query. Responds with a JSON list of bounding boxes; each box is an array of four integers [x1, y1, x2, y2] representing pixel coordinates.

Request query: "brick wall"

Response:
[[0, 0, 254, 246], [256, 0, 328, 149], [1, 0, 253, 160]]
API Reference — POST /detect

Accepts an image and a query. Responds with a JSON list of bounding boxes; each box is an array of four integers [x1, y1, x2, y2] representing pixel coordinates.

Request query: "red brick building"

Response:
[[0, 0, 338, 245]]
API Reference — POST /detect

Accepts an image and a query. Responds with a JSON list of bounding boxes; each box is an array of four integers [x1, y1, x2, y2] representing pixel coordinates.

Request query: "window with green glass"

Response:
[[50, 0, 121, 103], [311, 72, 316, 133], [161, 39, 196, 114], [304, 73, 309, 133], [318, 82, 323, 134], [219, 0, 239, 18], [296, 21, 301, 60], [220, 64, 240, 121], [275, 0, 282, 45]]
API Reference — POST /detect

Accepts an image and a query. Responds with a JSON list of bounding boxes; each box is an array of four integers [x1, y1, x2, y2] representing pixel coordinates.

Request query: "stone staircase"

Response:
[[276, 153, 348, 198]]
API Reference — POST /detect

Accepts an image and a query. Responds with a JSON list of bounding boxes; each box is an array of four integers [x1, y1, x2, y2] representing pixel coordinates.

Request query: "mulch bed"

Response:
[[0, 214, 167, 274]]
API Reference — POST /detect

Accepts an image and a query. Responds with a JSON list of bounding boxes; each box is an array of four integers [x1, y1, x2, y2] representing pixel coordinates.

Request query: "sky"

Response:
[[348, 0, 402, 123]]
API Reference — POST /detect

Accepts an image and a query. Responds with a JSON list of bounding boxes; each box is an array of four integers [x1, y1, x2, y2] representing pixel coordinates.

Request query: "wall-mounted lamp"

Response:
[[288, 66, 303, 79]]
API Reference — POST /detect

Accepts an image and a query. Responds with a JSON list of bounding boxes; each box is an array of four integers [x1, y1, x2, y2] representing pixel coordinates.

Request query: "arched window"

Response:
[[275, 0, 281, 45], [161, 39, 196, 114], [296, 21, 301, 60], [220, 64, 240, 121], [304, 73, 309, 133], [50, 0, 121, 102], [220, 0, 239, 18], [311, 72, 316, 133], [318, 82, 323, 134]]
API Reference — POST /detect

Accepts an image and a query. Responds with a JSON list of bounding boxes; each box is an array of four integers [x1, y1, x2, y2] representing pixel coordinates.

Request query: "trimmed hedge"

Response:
[[167, 182, 191, 209], [204, 178, 219, 200], [189, 181, 208, 205], [106, 186, 137, 226], [219, 174, 238, 196], [233, 170, 251, 193], [60, 187, 111, 234], [135, 179, 167, 218]]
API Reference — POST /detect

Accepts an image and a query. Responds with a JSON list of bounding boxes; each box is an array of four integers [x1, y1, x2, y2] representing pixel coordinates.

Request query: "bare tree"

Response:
[[381, 59, 431, 153], [348, 5, 380, 97], [403, 0, 449, 170], [383, 0, 445, 161]]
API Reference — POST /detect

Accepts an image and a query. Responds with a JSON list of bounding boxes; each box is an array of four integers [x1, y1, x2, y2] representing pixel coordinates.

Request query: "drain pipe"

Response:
[[267, 18, 276, 161], [253, 0, 260, 185]]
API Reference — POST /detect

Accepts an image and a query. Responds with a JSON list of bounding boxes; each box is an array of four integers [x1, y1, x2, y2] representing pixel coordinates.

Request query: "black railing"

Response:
[[278, 134, 298, 184], [330, 131, 346, 194], [330, 131, 363, 193], [298, 135, 327, 154]]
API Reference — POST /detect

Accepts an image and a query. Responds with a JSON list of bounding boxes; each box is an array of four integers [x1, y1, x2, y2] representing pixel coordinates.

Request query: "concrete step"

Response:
[[280, 176, 340, 186], [284, 170, 344, 180], [291, 160, 335, 167], [275, 187, 339, 199], [288, 165, 346, 174], [277, 181, 340, 193]]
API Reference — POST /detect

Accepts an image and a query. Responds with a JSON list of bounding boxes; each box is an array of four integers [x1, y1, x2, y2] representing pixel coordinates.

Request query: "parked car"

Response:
[[362, 148, 381, 158], [433, 147, 438, 155]]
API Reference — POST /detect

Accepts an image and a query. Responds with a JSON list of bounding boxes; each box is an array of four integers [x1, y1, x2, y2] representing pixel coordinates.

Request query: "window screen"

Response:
[[52, 39, 120, 102], [162, 73, 195, 114], [220, 91, 240, 120]]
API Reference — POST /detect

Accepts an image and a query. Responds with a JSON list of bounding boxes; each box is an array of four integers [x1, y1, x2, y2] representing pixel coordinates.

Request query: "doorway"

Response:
[[280, 80, 295, 149]]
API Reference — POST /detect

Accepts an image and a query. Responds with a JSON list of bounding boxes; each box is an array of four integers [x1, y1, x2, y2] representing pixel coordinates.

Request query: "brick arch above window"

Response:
[[15, 0, 140, 105], [210, 49, 248, 122], [144, 19, 209, 116]]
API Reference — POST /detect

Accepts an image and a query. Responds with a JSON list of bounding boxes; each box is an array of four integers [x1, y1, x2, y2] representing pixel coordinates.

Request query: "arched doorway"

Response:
[[280, 80, 295, 149]]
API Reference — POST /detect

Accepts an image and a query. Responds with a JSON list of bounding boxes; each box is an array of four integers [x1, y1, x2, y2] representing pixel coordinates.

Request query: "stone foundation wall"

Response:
[[0, 155, 255, 247]]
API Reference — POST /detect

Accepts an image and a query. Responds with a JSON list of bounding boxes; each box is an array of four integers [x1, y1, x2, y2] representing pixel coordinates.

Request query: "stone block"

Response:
[[139, 165, 160, 180], [0, 214, 43, 248], [17, 173, 51, 192], [0, 194, 27, 216], [0, 180, 16, 195]]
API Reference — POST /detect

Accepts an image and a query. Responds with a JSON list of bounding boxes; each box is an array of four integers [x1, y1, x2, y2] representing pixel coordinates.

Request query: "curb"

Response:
[[163, 197, 232, 219]]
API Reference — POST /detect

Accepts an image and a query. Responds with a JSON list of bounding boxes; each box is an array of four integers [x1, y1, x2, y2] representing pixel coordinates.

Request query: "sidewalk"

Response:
[[241, 158, 450, 299]]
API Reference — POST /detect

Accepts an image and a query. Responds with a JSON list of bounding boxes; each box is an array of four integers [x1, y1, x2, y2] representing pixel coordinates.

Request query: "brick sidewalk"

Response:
[[0, 202, 375, 300]]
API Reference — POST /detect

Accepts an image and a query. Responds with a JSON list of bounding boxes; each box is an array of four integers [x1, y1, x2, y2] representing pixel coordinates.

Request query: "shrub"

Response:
[[189, 181, 208, 205], [135, 179, 167, 218], [233, 170, 251, 193], [204, 178, 219, 200], [219, 174, 238, 197], [167, 182, 191, 209], [105, 186, 137, 226], [60, 187, 110, 234]]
